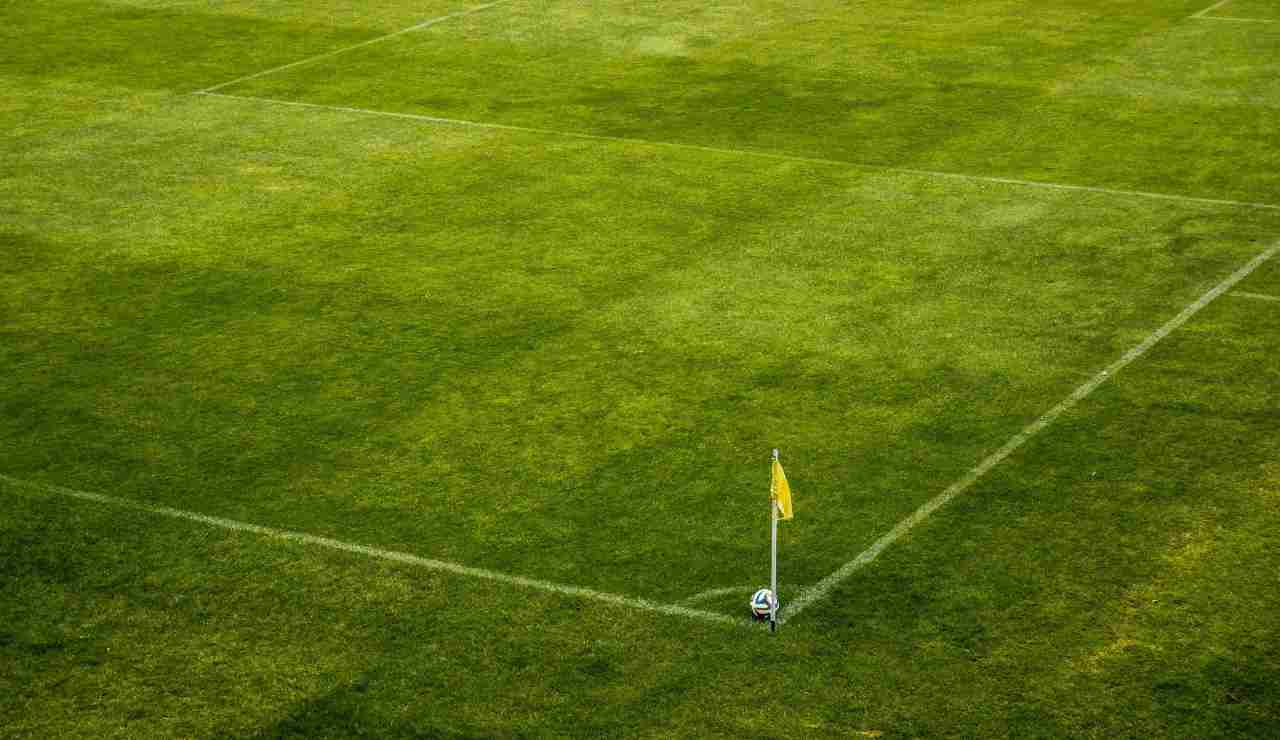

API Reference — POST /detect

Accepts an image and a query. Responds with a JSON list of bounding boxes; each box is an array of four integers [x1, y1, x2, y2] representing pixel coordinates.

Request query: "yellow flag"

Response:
[[771, 458, 793, 520]]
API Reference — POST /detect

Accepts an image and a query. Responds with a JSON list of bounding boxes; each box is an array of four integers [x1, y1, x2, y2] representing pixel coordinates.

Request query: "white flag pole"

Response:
[[770, 448, 780, 633]]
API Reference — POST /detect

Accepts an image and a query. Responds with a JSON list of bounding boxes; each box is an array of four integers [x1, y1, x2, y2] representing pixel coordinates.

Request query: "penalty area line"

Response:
[[780, 239, 1280, 624], [1191, 0, 1234, 18], [194, 92, 1280, 214], [1232, 291, 1280, 302], [1191, 0, 1279, 22], [197, 0, 514, 94], [1195, 16, 1280, 23], [0, 475, 740, 628]]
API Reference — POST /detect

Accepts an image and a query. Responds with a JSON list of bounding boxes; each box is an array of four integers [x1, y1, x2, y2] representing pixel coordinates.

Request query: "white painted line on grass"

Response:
[[780, 239, 1280, 624], [679, 585, 755, 605], [1191, 0, 1234, 18], [1191, 0, 1278, 22], [1233, 291, 1280, 302], [1194, 16, 1280, 23], [0, 474, 740, 628], [198, 0, 512, 94], [195, 92, 1280, 213], [153, 0, 226, 8], [680, 583, 813, 607], [883, 168, 1278, 212]]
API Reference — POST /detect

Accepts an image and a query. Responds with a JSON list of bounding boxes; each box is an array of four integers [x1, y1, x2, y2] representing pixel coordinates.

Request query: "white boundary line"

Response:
[[679, 585, 755, 605], [1191, 0, 1279, 22], [679, 584, 814, 606], [1233, 291, 1280, 302], [1195, 16, 1280, 23], [7, 230, 1271, 629], [195, 92, 1280, 213], [152, 0, 229, 8], [0, 474, 740, 628], [198, 0, 513, 94], [1191, 0, 1234, 18], [780, 239, 1280, 623]]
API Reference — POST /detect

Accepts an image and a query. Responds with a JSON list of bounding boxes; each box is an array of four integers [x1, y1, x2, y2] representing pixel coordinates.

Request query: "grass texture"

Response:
[[2, 0, 1278, 736]]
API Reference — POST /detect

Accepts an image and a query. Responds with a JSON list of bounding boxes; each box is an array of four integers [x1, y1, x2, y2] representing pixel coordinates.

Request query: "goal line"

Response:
[[0, 474, 741, 628]]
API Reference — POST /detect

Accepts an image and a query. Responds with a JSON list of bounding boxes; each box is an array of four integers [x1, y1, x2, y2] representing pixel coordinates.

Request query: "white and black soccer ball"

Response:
[[750, 588, 778, 620]]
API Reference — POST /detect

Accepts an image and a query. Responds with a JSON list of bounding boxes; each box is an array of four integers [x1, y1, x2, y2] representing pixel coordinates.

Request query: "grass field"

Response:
[[3, 0, 1279, 736]]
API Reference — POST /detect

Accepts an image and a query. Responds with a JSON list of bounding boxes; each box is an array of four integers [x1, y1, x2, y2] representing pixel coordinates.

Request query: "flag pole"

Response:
[[770, 448, 779, 633]]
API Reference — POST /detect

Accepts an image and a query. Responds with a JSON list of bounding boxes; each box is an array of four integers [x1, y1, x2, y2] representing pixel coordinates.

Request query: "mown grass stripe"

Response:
[[195, 92, 1280, 212], [0, 475, 741, 628], [198, 0, 514, 94], [780, 239, 1280, 623]]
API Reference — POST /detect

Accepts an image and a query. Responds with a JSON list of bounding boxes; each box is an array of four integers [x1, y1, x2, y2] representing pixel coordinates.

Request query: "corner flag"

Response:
[[767, 449, 794, 633], [771, 457, 793, 520]]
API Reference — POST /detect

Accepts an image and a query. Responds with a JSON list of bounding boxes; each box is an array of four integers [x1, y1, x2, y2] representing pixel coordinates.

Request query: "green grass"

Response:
[[222, 0, 1280, 201], [3, 0, 1279, 736]]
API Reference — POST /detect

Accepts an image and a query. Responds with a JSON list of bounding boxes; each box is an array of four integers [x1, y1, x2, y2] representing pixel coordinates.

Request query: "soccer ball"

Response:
[[750, 588, 778, 620]]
